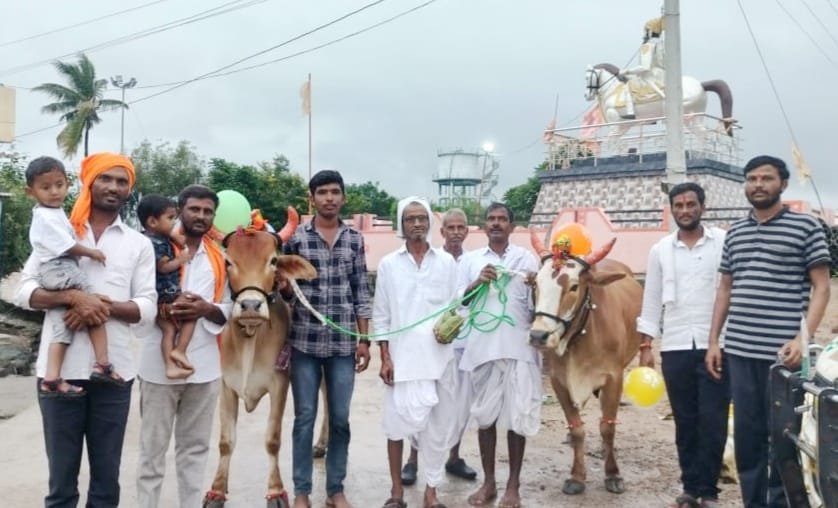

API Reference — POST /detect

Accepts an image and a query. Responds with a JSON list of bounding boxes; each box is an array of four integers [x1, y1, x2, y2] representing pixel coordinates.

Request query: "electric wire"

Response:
[[133, 0, 438, 91], [736, 0, 826, 211], [0, 0, 170, 49], [0, 0, 267, 77], [775, 0, 838, 70], [800, 0, 838, 49]]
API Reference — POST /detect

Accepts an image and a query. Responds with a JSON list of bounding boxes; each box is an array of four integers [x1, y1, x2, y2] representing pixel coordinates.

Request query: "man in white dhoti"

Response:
[[401, 208, 477, 486], [458, 202, 541, 508], [375, 197, 460, 508]]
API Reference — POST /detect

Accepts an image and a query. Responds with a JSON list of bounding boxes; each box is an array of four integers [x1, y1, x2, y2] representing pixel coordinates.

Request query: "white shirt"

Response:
[[637, 226, 725, 351], [444, 247, 470, 351], [138, 240, 231, 384], [457, 244, 540, 371], [29, 205, 77, 262], [16, 217, 157, 380], [373, 246, 458, 382]]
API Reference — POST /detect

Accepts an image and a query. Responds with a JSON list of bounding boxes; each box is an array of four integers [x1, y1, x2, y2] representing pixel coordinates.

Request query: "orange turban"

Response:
[[550, 223, 592, 259], [69, 152, 136, 238]]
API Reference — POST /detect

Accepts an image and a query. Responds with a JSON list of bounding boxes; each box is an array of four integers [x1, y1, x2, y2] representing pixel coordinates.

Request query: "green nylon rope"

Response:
[[311, 266, 517, 340]]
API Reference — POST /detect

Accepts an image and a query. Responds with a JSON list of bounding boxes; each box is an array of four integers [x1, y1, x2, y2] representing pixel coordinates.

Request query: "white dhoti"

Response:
[[452, 347, 472, 442], [383, 359, 460, 487], [470, 359, 542, 437]]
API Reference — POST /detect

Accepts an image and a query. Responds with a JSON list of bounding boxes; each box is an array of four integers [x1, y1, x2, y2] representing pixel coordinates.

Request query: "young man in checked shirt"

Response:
[[281, 170, 372, 508]]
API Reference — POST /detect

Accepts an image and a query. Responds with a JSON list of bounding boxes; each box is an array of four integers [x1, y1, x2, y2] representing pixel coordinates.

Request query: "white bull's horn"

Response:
[[530, 229, 550, 258], [583, 237, 616, 266]]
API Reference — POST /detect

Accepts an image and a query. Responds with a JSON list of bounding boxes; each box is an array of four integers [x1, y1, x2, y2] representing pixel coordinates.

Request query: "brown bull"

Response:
[[529, 231, 642, 496], [204, 209, 316, 508]]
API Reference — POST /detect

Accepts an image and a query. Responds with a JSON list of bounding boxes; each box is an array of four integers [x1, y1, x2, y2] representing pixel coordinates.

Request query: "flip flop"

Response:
[[382, 498, 407, 508]]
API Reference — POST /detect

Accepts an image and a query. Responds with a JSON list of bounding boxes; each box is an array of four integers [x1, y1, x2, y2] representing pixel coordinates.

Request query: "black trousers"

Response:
[[727, 354, 788, 508], [661, 347, 730, 499], [37, 378, 133, 508]]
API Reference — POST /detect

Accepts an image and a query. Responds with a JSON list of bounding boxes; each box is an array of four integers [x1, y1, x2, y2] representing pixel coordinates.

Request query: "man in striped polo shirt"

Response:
[[705, 155, 831, 508]]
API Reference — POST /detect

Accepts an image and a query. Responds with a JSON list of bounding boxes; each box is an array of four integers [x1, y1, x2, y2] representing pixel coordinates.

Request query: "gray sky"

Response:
[[2, 0, 837, 208]]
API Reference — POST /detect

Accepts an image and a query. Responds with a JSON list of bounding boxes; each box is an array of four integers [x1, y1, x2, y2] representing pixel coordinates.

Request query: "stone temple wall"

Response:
[[532, 153, 750, 228]]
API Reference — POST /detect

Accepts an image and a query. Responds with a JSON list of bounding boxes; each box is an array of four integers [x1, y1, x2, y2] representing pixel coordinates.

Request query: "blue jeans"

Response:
[[727, 354, 788, 508], [661, 348, 730, 499], [290, 348, 356, 497], [38, 378, 133, 508]]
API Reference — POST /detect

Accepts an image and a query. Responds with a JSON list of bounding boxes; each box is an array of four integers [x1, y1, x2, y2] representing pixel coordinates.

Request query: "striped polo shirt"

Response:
[[720, 207, 830, 361]]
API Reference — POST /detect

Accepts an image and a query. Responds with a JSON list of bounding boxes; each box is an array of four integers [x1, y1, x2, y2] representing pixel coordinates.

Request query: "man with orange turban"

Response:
[[15, 152, 157, 507]]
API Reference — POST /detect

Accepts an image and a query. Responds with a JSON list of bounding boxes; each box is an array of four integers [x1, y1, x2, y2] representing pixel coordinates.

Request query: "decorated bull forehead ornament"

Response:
[[547, 223, 593, 270]]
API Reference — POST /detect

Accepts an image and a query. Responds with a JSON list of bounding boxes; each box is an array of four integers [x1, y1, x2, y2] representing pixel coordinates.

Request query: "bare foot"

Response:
[[423, 486, 442, 508], [165, 361, 194, 379], [498, 489, 522, 508], [327, 492, 353, 508], [169, 349, 194, 370], [467, 483, 497, 506], [292, 494, 310, 508]]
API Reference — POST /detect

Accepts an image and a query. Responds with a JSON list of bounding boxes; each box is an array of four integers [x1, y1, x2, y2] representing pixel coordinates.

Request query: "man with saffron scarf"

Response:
[[15, 152, 157, 507], [137, 184, 231, 508]]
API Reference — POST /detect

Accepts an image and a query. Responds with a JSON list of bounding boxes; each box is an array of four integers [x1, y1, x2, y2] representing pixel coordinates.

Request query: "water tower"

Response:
[[433, 145, 498, 208]]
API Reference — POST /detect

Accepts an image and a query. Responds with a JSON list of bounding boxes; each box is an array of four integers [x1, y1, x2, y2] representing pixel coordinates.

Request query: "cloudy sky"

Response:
[[2, 0, 836, 208]]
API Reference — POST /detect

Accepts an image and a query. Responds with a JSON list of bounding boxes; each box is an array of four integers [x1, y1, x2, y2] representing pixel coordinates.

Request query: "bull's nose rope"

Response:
[[288, 265, 520, 339]]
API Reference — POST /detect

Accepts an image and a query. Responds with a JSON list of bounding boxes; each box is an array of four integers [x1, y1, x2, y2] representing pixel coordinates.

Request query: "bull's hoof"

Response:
[[266, 491, 289, 508], [203, 491, 226, 508], [604, 475, 625, 494], [312, 445, 327, 458], [562, 478, 586, 495]]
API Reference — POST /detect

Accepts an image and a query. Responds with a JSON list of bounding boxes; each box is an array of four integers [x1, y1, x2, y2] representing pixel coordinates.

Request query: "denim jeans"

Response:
[[727, 354, 788, 508], [38, 378, 133, 508], [661, 348, 730, 499], [290, 348, 356, 497]]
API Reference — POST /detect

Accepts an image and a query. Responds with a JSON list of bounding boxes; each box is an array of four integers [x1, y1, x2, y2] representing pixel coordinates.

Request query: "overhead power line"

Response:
[[774, 0, 838, 70], [736, 0, 826, 210], [133, 0, 438, 93], [0, 0, 170, 49], [800, 0, 838, 49], [0, 0, 267, 77]]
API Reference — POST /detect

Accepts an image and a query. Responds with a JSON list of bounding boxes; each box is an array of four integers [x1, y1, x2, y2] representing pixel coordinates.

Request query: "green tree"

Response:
[[132, 140, 205, 197], [207, 156, 308, 226], [34, 53, 126, 157], [343, 181, 397, 219], [502, 161, 547, 224], [0, 153, 33, 277]]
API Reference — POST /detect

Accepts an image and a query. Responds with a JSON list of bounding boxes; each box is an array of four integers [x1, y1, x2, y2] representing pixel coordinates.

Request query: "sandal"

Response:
[[382, 498, 407, 508], [90, 362, 126, 386], [670, 494, 700, 508], [39, 378, 85, 398]]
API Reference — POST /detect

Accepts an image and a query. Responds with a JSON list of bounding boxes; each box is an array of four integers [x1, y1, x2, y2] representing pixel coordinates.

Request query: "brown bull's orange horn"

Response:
[[583, 237, 616, 265], [530, 228, 550, 257], [277, 206, 299, 243]]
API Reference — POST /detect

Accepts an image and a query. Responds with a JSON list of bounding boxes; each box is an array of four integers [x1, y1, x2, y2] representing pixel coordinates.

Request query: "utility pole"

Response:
[[663, 0, 686, 231], [110, 75, 137, 154]]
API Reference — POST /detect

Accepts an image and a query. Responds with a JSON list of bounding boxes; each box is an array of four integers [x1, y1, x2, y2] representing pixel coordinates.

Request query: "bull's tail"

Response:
[[701, 79, 735, 136]]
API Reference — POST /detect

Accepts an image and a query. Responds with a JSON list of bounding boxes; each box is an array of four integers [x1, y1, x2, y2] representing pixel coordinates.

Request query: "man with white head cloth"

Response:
[[401, 208, 477, 485], [375, 197, 460, 508], [458, 202, 541, 508]]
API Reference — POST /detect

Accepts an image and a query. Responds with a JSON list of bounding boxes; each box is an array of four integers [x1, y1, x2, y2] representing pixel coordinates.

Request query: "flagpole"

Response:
[[307, 73, 312, 215]]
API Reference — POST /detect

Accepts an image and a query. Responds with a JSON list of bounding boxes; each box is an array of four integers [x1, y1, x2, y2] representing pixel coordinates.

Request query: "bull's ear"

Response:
[[591, 271, 626, 286], [277, 254, 317, 280]]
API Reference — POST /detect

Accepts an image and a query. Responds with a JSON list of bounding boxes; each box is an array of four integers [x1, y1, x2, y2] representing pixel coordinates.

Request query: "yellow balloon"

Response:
[[623, 367, 666, 407]]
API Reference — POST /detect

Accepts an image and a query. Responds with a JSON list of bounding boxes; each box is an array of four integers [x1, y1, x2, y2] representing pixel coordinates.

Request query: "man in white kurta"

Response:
[[136, 185, 231, 508], [401, 208, 478, 486], [458, 203, 541, 508], [375, 197, 460, 508]]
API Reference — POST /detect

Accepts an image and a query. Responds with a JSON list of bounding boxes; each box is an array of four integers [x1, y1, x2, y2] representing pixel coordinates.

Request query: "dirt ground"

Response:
[[0, 280, 836, 507]]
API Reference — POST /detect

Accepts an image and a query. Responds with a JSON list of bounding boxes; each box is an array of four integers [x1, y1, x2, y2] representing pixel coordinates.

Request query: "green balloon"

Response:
[[214, 190, 252, 234]]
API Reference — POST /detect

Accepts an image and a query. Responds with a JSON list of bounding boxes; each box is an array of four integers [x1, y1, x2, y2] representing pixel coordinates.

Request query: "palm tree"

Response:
[[34, 53, 126, 158]]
